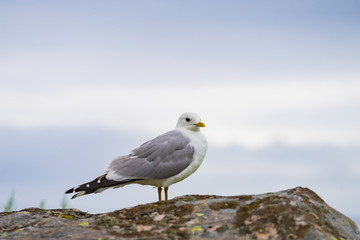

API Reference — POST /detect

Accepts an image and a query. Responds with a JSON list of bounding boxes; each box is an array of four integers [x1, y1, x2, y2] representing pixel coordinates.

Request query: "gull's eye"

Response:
[[186, 118, 191, 122]]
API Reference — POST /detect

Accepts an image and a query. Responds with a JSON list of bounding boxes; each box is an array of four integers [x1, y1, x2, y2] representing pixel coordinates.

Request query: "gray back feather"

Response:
[[107, 130, 195, 179]]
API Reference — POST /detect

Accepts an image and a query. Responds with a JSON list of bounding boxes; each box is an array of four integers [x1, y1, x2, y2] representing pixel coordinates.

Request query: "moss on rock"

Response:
[[0, 187, 359, 239]]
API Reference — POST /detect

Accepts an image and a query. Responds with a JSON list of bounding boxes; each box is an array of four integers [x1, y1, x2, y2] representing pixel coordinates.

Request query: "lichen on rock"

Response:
[[0, 187, 359, 239]]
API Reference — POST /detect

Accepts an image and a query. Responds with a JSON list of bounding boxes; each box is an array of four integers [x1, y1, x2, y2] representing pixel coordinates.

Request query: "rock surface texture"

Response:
[[0, 187, 359, 239]]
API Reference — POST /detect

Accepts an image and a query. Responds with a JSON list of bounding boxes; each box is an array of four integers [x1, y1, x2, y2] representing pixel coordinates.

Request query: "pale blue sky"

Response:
[[1, 0, 359, 88], [1, 0, 359, 226]]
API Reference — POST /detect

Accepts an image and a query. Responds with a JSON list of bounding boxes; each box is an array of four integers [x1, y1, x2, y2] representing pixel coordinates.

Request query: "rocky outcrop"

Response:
[[0, 187, 359, 239]]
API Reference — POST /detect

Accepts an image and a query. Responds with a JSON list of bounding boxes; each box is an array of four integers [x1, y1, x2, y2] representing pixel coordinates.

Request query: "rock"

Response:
[[0, 187, 359, 239]]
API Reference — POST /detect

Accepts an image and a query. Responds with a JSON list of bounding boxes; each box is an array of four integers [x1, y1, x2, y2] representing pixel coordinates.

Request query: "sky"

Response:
[[1, 0, 360, 226]]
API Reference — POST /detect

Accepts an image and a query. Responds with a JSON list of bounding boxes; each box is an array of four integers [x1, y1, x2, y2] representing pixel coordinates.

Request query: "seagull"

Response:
[[65, 112, 207, 201]]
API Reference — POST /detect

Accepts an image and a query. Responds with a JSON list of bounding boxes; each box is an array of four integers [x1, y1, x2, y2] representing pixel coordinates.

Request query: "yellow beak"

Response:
[[195, 122, 205, 127]]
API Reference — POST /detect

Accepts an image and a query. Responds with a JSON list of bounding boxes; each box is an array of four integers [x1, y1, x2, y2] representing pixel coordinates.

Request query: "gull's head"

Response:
[[176, 112, 205, 131]]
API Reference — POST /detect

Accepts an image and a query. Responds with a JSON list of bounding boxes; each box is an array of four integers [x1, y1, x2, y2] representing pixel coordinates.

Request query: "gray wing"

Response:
[[106, 130, 195, 180]]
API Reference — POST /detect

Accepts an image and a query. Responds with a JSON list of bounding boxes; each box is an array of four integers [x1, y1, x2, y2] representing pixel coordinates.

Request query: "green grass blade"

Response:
[[39, 200, 46, 209], [4, 191, 15, 212], [61, 195, 68, 209]]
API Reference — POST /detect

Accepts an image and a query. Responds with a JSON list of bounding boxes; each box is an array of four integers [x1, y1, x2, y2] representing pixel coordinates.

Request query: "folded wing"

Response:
[[106, 130, 195, 181]]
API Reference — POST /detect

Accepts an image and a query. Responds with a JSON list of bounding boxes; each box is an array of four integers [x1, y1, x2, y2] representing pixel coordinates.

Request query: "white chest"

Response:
[[161, 129, 208, 187]]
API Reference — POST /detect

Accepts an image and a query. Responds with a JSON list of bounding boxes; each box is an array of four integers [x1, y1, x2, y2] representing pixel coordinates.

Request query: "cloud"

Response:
[[1, 0, 359, 227], [0, 80, 359, 148]]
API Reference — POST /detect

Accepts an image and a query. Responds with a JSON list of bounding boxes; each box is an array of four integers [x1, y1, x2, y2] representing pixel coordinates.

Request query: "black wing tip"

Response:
[[64, 176, 141, 197], [65, 188, 74, 194]]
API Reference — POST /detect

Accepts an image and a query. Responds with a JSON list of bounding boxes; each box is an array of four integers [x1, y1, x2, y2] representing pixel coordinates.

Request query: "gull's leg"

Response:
[[164, 187, 168, 201], [157, 187, 162, 201]]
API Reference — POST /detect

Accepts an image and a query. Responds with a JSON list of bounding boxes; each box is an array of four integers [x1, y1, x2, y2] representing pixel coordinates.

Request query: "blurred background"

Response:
[[1, 0, 359, 226]]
